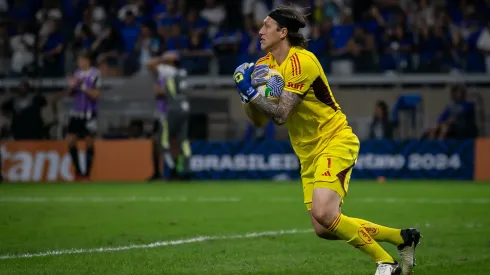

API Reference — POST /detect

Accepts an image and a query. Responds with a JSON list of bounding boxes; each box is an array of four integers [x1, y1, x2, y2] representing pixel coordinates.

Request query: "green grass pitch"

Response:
[[1, 180, 490, 274]]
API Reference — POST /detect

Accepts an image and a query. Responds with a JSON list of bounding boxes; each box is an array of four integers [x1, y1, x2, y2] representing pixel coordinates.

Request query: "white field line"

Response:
[[0, 229, 313, 260], [0, 196, 489, 204]]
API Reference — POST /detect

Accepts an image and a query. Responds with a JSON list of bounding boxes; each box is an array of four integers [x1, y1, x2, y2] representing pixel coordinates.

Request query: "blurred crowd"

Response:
[[0, 0, 489, 78]]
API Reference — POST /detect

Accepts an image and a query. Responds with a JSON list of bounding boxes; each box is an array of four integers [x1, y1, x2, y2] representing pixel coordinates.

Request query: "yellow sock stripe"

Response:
[[327, 214, 342, 232]]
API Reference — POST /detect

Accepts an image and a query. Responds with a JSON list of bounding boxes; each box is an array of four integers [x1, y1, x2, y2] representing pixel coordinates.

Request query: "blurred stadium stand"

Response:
[[0, 0, 489, 141]]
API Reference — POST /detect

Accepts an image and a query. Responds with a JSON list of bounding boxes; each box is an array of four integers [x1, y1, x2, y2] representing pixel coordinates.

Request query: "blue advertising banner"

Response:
[[189, 140, 474, 180], [190, 140, 300, 180], [352, 140, 474, 180]]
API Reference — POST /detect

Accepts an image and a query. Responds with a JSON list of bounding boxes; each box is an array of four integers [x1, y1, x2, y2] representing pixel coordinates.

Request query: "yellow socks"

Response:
[[351, 218, 404, 246], [328, 214, 395, 263]]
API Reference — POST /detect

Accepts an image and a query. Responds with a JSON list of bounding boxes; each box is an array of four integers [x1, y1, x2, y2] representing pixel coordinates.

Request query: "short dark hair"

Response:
[[77, 50, 94, 65], [269, 5, 309, 48]]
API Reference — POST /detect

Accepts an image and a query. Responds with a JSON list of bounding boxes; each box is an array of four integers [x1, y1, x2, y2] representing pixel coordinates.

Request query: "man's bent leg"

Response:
[[311, 186, 395, 264], [313, 215, 407, 246]]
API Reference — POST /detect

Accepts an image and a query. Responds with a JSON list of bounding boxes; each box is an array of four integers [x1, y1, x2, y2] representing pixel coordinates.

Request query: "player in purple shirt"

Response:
[[65, 52, 101, 181]]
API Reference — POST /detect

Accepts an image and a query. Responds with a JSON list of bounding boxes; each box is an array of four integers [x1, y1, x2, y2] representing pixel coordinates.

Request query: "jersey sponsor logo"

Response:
[[286, 82, 305, 90]]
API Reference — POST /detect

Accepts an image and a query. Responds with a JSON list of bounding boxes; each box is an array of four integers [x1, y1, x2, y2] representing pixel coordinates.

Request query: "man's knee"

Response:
[[310, 210, 341, 240], [311, 206, 339, 228], [311, 187, 342, 227]]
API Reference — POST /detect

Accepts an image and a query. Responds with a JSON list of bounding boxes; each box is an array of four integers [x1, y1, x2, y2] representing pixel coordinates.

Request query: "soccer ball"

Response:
[[253, 69, 285, 100], [244, 68, 284, 127]]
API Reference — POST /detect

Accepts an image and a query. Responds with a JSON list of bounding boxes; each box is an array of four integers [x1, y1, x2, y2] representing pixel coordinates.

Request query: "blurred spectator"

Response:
[[39, 19, 65, 77], [427, 85, 479, 140], [157, 0, 183, 28], [118, 0, 143, 22], [237, 15, 261, 64], [166, 23, 189, 51], [0, 22, 10, 77], [182, 7, 209, 36], [135, 24, 161, 70], [85, 0, 107, 35], [10, 24, 35, 77], [476, 21, 490, 73], [380, 23, 414, 73], [416, 24, 450, 73], [0, 80, 48, 140], [75, 6, 104, 39], [36, 1, 62, 35], [213, 23, 241, 74], [314, 0, 341, 25], [73, 24, 96, 55], [242, 0, 270, 28], [121, 10, 140, 54], [350, 26, 376, 73], [120, 10, 141, 75], [411, 0, 435, 29], [200, 0, 226, 38], [307, 22, 331, 70], [369, 100, 393, 140], [330, 7, 355, 75], [91, 25, 124, 76], [152, 0, 168, 22], [449, 31, 468, 71], [181, 30, 213, 74]]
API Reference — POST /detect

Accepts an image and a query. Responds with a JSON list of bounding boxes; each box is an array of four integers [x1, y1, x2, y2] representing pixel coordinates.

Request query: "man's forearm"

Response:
[[251, 95, 286, 125]]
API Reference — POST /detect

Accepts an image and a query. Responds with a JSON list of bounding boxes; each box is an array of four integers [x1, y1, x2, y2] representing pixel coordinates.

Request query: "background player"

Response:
[[64, 52, 101, 181], [233, 5, 420, 275], [147, 51, 192, 180]]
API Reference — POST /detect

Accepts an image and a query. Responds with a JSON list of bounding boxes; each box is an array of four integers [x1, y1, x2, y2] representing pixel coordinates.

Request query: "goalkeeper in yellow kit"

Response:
[[233, 5, 421, 275]]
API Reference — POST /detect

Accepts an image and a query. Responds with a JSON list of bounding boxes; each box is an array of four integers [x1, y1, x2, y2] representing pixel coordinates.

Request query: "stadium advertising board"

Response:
[[1, 140, 153, 182], [353, 140, 474, 180], [190, 140, 300, 180], [475, 138, 490, 181], [189, 140, 475, 180]]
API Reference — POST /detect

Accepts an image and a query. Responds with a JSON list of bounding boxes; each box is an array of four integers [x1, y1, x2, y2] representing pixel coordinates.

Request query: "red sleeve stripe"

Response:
[[292, 53, 301, 75], [290, 54, 301, 76], [290, 56, 298, 76]]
